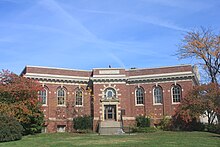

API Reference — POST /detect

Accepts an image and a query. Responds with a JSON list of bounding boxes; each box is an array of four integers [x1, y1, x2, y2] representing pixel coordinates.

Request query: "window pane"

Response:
[[57, 89, 65, 105], [38, 89, 47, 105], [172, 86, 181, 103], [104, 88, 116, 99], [154, 87, 163, 104], [136, 88, 144, 104], [107, 91, 113, 97], [76, 90, 83, 106]]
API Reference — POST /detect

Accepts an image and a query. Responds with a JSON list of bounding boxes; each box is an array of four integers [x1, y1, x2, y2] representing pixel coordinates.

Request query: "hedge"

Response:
[[135, 116, 150, 128], [73, 115, 93, 132]]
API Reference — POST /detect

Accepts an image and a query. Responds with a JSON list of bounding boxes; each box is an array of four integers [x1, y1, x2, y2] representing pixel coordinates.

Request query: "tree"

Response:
[[0, 70, 44, 135], [176, 83, 219, 125], [177, 27, 220, 123], [177, 27, 220, 84]]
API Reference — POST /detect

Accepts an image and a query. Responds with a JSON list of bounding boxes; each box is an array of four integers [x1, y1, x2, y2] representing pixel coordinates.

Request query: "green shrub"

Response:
[[171, 115, 205, 131], [206, 124, 220, 134], [132, 127, 157, 133], [0, 115, 23, 142], [189, 118, 205, 131], [21, 111, 44, 135], [159, 116, 172, 131], [73, 115, 93, 132], [135, 116, 150, 127]]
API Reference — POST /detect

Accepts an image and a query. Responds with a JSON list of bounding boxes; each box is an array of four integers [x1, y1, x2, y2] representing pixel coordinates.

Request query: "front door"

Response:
[[104, 105, 116, 120]]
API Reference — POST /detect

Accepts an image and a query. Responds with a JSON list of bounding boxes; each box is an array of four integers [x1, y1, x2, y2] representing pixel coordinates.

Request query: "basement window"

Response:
[[57, 125, 66, 132]]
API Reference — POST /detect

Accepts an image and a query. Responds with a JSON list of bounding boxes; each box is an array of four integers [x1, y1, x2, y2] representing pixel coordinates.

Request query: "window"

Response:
[[154, 86, 163, 104], [172, 85, 181, 103], [104, 88, 116, 99], [38, 88, 47, 105], [136, 87, 144, 105], [57, 88, 66, 106], [41, 126, 47, 133], [76, 89, 83, 106], [107, 90, 113, 97], [57, 125, 66, 132]]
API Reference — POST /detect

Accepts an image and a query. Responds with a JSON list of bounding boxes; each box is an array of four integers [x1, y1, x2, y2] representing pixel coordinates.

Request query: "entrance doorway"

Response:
[[104, 105, 116, 120]]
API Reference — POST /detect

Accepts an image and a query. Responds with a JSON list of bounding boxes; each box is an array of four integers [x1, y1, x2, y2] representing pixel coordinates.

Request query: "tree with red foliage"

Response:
[[0, 70, 44, 134], [176, 27, 220, 125], [176, 83, 220, 126]]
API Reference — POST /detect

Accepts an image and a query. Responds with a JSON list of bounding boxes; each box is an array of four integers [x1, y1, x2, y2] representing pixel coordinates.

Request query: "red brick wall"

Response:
[[22, 65, 196, 132], [41, 83, 91, 132]]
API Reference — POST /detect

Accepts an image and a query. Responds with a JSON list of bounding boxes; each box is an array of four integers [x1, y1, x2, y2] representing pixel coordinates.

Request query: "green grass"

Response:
[[0, 131, 219, 147]]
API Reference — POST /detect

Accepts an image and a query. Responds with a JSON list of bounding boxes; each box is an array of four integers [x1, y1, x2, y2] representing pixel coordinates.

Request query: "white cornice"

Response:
[[93, 74, 126, 78], [127, 79, 192, 85], [24, 71, 197, 84], [128, 71, 193, 79], [91, 71, 194, 82], [24, 73, 90, 82]]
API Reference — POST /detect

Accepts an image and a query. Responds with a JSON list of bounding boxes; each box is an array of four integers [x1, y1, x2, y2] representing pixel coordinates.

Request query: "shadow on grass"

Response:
[[211, 135, 220, 138]]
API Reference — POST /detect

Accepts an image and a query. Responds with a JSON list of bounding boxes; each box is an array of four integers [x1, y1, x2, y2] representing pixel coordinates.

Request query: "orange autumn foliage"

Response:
[[0, 70, 44, 134]]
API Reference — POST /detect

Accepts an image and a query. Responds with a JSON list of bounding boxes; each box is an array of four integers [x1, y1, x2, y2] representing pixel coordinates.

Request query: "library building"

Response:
[[21, 64, 199, 133]]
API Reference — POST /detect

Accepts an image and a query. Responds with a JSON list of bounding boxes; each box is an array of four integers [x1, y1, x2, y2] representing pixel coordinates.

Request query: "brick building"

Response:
[[21, 64, 199, 133]]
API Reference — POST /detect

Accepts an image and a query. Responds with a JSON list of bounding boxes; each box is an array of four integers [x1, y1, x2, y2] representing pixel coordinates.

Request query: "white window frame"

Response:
[[41, 126, 47, 133], [75, 89, 83, 107], [57, 88, 66, 106], [104, 88, 116, 99], [38, 88, 47, 106], [153, 86, 163, 105], [135, 87, 144, 106], [171, 85, 181, 104]]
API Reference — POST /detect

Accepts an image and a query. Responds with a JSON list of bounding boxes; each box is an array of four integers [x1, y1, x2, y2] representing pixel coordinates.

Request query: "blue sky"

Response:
[[0, 0, 220, 74]]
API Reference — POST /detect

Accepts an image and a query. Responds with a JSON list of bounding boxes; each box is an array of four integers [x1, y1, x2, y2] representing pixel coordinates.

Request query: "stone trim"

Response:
[[122, 117, 136, 120]]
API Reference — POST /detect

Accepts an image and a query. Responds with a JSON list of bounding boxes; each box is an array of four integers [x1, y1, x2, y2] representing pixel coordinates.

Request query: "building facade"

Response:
[[21, 65, 199, 133]]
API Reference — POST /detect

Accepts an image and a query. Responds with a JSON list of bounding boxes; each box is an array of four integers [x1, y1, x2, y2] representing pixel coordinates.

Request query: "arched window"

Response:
[[154, 86, 163, 104], [172, 85, 181, 103], [135, 87, 144, 105], [75, 88, 83, 106], [38, 88, 47, 105], [57, 88, 66, 106], [104, 88, 116, 99]]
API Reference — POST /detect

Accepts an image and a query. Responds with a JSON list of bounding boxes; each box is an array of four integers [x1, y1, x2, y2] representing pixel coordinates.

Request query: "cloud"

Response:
[[77, 8, 188, 32], [108, 53, 126, 68], [38, 0, 97, 40], [0, 0, 178, 68], [132, 14, 189, 32], [37, 1, 157, 57]]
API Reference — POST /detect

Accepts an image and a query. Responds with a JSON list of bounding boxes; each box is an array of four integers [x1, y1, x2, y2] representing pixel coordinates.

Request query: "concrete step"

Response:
[[99, 121, 124, 135], [100, 120, 120, 127]]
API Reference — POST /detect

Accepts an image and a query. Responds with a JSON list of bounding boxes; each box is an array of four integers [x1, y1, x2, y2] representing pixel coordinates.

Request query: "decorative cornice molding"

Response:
[[91, 77, 127, 82], [24, 73, 89, 84], [127, 72, 195, 83], [24, 71, 197, 84]]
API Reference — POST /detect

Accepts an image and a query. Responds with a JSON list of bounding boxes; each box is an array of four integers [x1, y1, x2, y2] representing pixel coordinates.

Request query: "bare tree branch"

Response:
[[177, 27, 220, 84]]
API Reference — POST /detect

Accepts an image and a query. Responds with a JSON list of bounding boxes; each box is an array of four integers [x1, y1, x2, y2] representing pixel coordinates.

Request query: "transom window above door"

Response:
[[104, 88, 116, 99]]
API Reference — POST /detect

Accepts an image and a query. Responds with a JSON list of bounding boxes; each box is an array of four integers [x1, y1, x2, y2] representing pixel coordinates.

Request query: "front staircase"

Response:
[[99, 120, 124, 135]]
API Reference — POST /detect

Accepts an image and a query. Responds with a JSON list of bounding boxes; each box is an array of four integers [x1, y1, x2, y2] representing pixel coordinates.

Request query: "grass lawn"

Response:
[[0, 131, 219, 147]]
